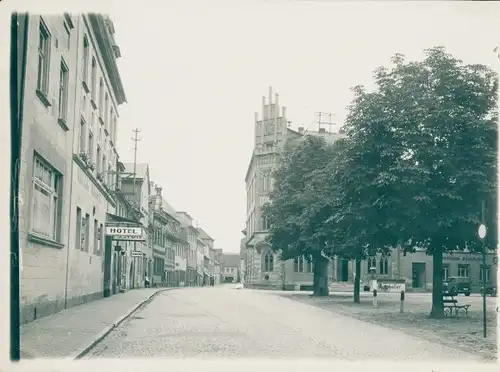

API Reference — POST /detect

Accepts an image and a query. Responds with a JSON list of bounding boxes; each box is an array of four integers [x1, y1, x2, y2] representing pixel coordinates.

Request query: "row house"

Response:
[[119, 163, 152, 287], [176, 212, 199, 287], [18, 13, 127, 324], [112, 161, 145, 292]]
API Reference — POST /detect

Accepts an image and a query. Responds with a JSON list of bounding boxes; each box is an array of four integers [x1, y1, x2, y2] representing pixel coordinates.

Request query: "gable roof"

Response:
[[197, 227, 214, 241]]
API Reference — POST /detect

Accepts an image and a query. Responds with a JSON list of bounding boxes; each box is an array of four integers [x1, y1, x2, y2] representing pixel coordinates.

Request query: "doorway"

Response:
[[412, 262, 426, 288]]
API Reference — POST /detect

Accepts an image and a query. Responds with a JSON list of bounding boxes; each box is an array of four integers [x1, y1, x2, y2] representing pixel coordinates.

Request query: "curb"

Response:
[[69, 288, 170, 360]]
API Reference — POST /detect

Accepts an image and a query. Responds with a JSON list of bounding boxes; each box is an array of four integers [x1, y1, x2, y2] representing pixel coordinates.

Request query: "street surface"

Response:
[[85, 285, 483, 360]]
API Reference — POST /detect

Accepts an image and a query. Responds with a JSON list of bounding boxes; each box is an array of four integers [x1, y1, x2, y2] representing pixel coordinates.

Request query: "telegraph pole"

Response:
[[131, 129, 141, 196], [316, 112, 336, 133]]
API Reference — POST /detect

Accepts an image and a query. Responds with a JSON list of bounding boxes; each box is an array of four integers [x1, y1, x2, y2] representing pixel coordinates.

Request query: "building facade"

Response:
[[243, 87, 344, 290], [177, 212, 198, 286], [18, 14, 127, 324], [120, 163, 152, 288], [221, 253, 240, 283]]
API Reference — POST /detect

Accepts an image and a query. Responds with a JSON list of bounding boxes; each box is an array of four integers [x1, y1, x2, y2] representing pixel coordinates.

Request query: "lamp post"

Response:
[[478, 201, 487, 339]]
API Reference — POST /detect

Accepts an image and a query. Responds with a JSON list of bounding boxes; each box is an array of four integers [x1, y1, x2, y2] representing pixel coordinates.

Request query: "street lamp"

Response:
[[478, 219, 487, 339]]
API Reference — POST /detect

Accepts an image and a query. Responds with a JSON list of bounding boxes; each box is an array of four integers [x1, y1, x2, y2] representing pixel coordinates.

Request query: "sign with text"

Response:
[[105, 226, 145, 241]]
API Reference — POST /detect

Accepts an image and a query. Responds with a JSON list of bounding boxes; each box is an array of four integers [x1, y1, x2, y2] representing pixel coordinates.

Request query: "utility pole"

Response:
[[131, 129, 141, 197]]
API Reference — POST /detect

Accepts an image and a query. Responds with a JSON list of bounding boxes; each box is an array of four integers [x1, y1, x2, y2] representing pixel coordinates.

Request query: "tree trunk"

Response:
[[429, 246, 444, 318], [354, 258, 361, 303], [313, 256, 329, 297]]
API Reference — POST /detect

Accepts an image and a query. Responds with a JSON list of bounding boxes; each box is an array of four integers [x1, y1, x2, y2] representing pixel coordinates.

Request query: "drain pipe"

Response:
[[64, 15, 81, 309]]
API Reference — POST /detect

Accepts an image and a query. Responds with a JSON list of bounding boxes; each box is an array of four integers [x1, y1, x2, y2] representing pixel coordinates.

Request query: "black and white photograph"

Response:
[[3, 0, 499, 368]]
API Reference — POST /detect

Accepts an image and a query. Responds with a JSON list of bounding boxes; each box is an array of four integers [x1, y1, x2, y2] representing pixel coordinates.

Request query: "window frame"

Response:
[[37, 18, 51, 96], [82, 35, 89, 84], [58, 58, 69, 122], [31, 154, 62, 242]]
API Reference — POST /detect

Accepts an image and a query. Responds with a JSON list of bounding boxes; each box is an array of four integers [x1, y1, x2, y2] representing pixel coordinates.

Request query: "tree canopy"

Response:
[[261, 46, 497, 311]]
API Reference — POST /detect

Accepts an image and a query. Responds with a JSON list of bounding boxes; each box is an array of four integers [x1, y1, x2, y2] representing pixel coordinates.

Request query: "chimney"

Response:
[[155, 185, 162, 196], [298, 127, 304, 133], [269, 87, 273, 104], [282, 106, 286, 118], [275, 93, 279, 106], [255, 112, 259, 122], [319, 128, 326, 133]]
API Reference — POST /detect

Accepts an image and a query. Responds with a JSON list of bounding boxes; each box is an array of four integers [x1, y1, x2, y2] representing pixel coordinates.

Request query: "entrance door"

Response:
[[412, 262, 426, 288], [341, 259, 349, 282]]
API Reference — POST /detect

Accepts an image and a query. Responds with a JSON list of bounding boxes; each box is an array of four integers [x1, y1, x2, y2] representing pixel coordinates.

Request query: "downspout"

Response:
[[11, 12, 29, 360], [64, 15, 81, 309]]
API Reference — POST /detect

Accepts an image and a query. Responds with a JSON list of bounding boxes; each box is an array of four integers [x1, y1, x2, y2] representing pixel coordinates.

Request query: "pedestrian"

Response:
[[145, 275, 150, 288]]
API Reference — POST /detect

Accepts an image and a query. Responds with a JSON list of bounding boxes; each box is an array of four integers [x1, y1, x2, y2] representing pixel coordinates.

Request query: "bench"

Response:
[[442, 293, 471, 318]]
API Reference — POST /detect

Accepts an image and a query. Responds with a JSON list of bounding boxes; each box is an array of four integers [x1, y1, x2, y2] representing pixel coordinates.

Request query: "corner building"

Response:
[[18, 14, 126, 324], [243, 87, 345, 290]]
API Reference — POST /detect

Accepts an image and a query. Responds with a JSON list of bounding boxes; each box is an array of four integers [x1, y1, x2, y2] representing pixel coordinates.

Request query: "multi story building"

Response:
[[197, 227, 215, 285], [112, 161, 144, 292], [18, 14, 127, 324], [214, 249, 223, 284], [221, 253, 240, 283], [177, 212, 199, 286], [120, 163, 152, 287], [239, 236, 246, 285], [196, 236, 207, 285], [243, 87, 345, 290]]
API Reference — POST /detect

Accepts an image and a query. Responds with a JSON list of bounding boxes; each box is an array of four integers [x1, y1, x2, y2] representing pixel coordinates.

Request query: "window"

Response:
[[37, 20, 50, 95], [263, 252, 274, 272], [96, 147, 101, 173], [262, 216, 270, 231], [83, 213, 90, 251], [479, 266, 492, 282], [82, 36, 89, 82], [102, 156, 106, 181], [79, 118, 86, 153], [93, 219, 98, 254], [457, 264, 469, 278], [379, 257, 389, 275], [294, 256, 305, 273], [108, 164, 112, 187], [442, 265, 449, 281], [58, 60, 69, 121], [91, 58, 97, 101], [104, 93, 109, 129], [32, 155, 61, 240], [64, 21, 71, 49], [99, 223, 103, 255], [99, 79, 104, 118], [75, 207, 82, 249], [307, 258, 314, 273], [367, 257, 377, 273], [88, 132, 94, 163]]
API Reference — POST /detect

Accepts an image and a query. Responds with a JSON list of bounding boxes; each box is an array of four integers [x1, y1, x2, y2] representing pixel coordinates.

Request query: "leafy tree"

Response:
[[340, 46, 497, 317], [262, 135, 337, 296]]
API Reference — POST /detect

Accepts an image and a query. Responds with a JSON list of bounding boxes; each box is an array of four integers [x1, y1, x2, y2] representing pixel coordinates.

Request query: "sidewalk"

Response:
[[20, 288, 170, 359]]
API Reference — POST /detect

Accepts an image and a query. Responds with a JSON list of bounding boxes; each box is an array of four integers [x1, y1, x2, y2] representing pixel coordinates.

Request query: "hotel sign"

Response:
[[105, 226, 146, 242]]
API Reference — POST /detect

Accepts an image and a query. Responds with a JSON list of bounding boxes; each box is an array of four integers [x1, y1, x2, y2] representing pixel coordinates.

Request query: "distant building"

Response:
[[243, 87, 344, 290], [176, 212, 199, 286], [197, 227, 215, 285], [222, 253, 240, 283]]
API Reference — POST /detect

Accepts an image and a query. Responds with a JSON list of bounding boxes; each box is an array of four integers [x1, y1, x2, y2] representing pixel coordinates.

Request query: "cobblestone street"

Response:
[[85, 286, 483, 360]]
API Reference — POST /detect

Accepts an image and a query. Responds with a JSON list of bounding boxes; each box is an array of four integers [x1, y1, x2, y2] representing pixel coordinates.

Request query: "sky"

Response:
[[105, 1, 500, 253], [5, 0, 496, 253]]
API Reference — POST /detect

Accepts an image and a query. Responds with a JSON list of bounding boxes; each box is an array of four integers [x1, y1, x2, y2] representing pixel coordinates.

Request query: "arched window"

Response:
[[263, 252, 274, 272], [367, 257, 377, 273], [379, 256, 389, 275]]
